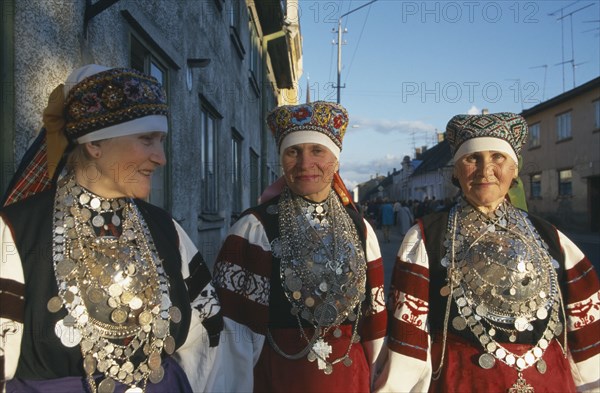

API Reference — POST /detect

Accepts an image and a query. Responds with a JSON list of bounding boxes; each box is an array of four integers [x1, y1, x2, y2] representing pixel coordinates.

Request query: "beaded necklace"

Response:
[[267, 188, 367, 374], [48, 175, 181, 393]]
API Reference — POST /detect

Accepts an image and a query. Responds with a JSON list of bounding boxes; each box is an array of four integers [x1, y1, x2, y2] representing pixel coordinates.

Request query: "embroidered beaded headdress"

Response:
[[2, 65, 168, 207], [446, 112, 528, 164], [267, 101, 349, 158], [62, 66, 168, 143]]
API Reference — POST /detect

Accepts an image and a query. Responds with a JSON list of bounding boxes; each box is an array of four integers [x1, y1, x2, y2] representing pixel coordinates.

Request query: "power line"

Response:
[[344, 3, 373, 84]]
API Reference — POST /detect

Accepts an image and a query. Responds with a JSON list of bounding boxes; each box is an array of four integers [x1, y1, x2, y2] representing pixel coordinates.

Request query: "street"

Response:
[[374, 223, 600, 296]]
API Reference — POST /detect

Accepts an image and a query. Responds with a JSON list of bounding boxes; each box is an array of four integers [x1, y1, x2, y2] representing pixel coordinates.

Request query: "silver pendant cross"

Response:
[[312, 338, 332, 370]]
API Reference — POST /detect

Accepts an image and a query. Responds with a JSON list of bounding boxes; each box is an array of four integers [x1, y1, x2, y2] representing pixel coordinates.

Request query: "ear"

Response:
[[83, 141, 102, 159]]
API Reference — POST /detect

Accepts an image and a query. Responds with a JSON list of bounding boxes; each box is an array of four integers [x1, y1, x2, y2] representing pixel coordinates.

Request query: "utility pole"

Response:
[[335, 0, 377, 104]]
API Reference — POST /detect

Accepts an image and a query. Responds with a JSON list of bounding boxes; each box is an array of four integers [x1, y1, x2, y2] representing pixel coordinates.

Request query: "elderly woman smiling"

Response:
[[210, 101, 387, 392], [377, 113, 599, 392], [0, 65, 222, 393]]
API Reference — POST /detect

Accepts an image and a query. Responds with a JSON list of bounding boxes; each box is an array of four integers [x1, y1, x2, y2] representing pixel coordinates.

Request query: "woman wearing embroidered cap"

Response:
[[0, 65, 222, 392], [376, 112, 600, 392], [210, 101, 387, 392]]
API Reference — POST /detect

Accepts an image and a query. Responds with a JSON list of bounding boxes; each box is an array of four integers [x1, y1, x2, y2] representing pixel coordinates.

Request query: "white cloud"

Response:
[[337, 115, 439, 189], [340, 154, 404, 189], [348, 116, 437, 135]]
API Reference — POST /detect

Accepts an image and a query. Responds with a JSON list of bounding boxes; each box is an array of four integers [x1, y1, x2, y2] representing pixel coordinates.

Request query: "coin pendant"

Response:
[[92, 214, 105, 228], [505, 354, 516, 366], [111, 308, 128, 324], [451, 316, 467, 331], [164, 335, 176, 355], [514, 317, 528, 332], [148, 351, 162, 371], [88, 288, 105, 304], [79, 193, 90, 205], [149, 365, 165, 384], [55, 320, 81, 347], [439, 285, 451, 297], [324, 364, 333, 375], [478, 353, 496, 369], [47, 296, 63, 313], [97, 377, 116, 393], [129, 296, 143, 311], [307, 351, 317, 362], [125, 387, 143, 393], [90, 197, 101, 209], [83, 353, 97, 375], [343, 357, 353, 367], [536, 358, 547, 374], [56, 259, 76, 278], [169, 306, 182, 323], [285, 276, 303, 292], [333, 328, 342, 338]]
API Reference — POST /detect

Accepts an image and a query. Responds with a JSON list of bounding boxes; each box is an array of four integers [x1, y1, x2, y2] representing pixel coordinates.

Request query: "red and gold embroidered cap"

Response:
[[267, 101, 349, 158], [446, 112, 528, 164]]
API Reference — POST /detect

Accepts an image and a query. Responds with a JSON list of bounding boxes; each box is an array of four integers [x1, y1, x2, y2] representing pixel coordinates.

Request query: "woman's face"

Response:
[[454, 150, 517, 212], [77, 132, 166, 199], [281, 143, 338, 202]]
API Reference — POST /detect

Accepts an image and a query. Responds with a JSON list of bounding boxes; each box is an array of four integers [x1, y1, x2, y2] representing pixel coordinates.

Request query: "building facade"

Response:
[[521, 77, 600, 233], [0, 0, 303, 267]]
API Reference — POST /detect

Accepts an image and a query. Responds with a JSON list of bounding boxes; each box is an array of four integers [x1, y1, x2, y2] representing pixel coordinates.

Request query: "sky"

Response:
[[294, 0, 600, 190]]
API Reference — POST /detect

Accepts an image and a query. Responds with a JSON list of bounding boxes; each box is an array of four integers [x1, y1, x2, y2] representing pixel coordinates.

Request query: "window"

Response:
[[530, 173, 541, 198], [529, 122, 540, 148], [248, 15, 261, 91], [200, 103, 220, 213], [250, 149, 260, 205], [229, 0, 245, 58], [230, 0, 241, 31], [594, 99, 600, 130], [231, 129, 243, 213], [130, 35, 169, 209], [558, 169, 573, 197], [556, 111, 572, 141]]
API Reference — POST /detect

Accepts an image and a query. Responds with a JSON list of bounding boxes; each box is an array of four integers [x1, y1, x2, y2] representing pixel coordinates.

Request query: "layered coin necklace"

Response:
[[434, 199, 566, 393], [49, 175, 180, 393], [267, 188, 367, 374]]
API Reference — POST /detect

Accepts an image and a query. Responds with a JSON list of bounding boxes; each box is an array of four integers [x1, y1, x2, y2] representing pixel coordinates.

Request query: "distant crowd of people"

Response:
[[360, 196, 456, 240]]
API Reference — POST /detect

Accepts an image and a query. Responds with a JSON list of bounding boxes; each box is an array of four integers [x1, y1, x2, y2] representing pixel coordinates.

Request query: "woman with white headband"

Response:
[[210, 101, 387, 392], [0, 65, 222, 392], [377, 112, 599, 392]]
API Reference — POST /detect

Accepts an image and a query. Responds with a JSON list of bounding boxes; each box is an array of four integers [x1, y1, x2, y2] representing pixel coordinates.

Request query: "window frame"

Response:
[[556, 111, 572, 142], [199, 98, 222, 214], [129, 33, 171, 209], [529, 122, 541, 149], [594, 99, 600, 131], [530, 173, 542, 199], [229, 0, 246, 58], [250, 148, 260, 206], [248, 13, 261, 95], [558, 168, 573, 198], [231, 128, 243, 214]]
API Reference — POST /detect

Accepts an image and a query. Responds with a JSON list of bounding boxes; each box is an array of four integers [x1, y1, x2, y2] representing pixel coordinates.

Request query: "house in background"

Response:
[[407, 138, 454, 203], [1, 0, 303, 266], [521, 77, 600, 233]]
